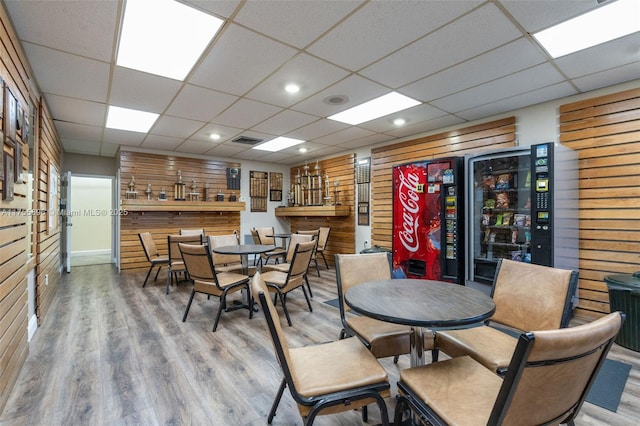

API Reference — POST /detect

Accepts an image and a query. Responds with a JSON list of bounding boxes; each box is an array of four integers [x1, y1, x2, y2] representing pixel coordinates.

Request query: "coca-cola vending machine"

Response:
[[392, 158, 464, 284]]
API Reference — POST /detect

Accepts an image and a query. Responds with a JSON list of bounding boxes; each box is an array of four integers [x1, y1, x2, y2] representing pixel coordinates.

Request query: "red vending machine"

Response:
[[392, 158, 464, 284]]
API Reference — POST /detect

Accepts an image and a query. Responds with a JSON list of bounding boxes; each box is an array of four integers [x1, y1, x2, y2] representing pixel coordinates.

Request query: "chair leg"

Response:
[[432, 348, 439, 362], [393, 394, 409, 426], [166, 268, 171, 294], [393, 355, 399, 364], [320, 251, 329, 269], [302, 286, 313, 312], [305, 275, 313, 298], [212, 296, 225, 332], [154, 265, 163, 281], [268, 378, 287, 424], [143, 265, 154, 287], [314, 257, 320, 277], [362, 405, 368, 422], [280, 293, 293, 326], [183, 290, 196, 322], [339, 329, 347, 339]]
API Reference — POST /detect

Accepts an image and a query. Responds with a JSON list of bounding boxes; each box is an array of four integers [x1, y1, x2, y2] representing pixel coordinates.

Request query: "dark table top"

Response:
[[345, 279, 495, 328], [211, 244, 275, 255]]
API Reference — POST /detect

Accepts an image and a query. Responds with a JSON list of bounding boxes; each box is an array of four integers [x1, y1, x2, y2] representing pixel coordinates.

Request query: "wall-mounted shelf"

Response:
[[122, 200, 245, 212], [275, 205, 350, 217]]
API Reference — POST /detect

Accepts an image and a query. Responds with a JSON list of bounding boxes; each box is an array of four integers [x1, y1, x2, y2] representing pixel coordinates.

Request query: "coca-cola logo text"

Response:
[[397, 171, 421, 253]]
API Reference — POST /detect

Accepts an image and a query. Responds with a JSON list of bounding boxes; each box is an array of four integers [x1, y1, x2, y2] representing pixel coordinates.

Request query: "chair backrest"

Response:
[[139, 232, 159, 260], [208, 233, 240, 266], [284, 233, 313, 263], [256, 227, 276, 245], [168, 234, 202, 263], [490, 312, 624, 425], [178, 243, 220, 288], [317, 227, 330, 251], [335, 252, 392, 316], [250, 228, 261, 244], [283, 240, 317, 288], [490, 259, 578, 331], [179, 228, 205, 236]]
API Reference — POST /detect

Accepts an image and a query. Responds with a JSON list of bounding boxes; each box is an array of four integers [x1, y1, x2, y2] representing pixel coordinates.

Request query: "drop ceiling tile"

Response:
[[358, 104, 447, 133], [100, 143, 119, 157], [382, 114, 466, 138], [189, 23, 297, 95], [102, 128, 146, 146], [251, 110, 319, 135], [312, 126, 375, 146], [232, 148, 271, 161], [457, 82, 577, 121], [211, 98, 282, 129], [572, 63, 640, 93], [45, 94, 106, 127], [307, 0, 482, 71], [109, 67, 182, 113], [23, 42, 109, 103], [206, 142, 251, 157], [554, 34, 640, 79], [190, 124, 243, 143], [54, 121, 103, 141], [432, 63, 565, 113], [141, 135, 185, 151], [291, 74, 388, 117], [340, 133, 394, 150], [150, 116, 205, 139], [165, 84, 238, 122], [178, 139, 221, 155], [4, 1, 117, 61], [287, 119, 349, 141], [234, 0, 361, 49], [500, 0, 596, 33], [61, 138, 102, 156], [181, 0, 242, 18], [254, 151, 297, 164], [360, 2, 523, 88], [245, 53, 350, 107], [399, 37, 546, 102]]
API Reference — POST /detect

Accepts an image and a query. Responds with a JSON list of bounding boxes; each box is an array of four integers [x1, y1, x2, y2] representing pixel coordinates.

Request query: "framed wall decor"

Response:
[[269, 172, 282, 201], [2, 152, 14, 200], [4, 84, 17, 144], [14, 141, 22, 182], [250, 170, 268, 212]]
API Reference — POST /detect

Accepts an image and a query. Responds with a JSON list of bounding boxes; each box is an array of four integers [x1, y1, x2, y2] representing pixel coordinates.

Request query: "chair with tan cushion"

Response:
[[262, 233, 314, 295], [166, 234, 202, 294], [394, 312, 624, 426], [315, 227, 331, 269], [138, 232, 169, 288], [179, 243, 251, 332], [208, 232, 256, 276], [252, 272, 391, 425], [252, 227, 286, 268], [335, 252, 434, 363], [179, 228, 205, 236], [434, 258, 579, 375], [297, 229, 321, 276], [260, 240, 316, 326]]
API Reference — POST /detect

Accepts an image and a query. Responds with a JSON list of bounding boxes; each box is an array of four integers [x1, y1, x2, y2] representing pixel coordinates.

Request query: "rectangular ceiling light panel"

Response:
[[533, 0, 640, 58], [328, 92, 421, 125], [253, 137, 305, 152], [106, 105, 159, 133], [117, 0, 224, 80]]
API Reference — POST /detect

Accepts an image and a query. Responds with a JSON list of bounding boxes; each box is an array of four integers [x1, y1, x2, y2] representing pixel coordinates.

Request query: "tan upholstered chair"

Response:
[[252, 227, 286, 268], [179, 228, 205, 236], [297, 229, 321, 276], [260, 240, 316, 326], [179, 243, 251, 332], [335, 252, 434, 363], [315, 227, 331, 269], [251, 272, 391, 425], [262, 233, 314, 295], [434, 258, 579, 375], [138, 232, 169, 288], [208, 232, 256, 276], [166, 234, 202, 294], [395, 312, 624, 426]]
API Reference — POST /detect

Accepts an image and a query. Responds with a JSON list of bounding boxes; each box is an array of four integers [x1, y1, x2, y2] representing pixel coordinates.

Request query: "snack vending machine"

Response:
[[392, 157, 464, 284], [465, 142, 578, 288]]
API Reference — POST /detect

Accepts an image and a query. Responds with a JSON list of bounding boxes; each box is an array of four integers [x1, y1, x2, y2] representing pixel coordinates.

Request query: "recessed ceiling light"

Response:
[[393, 118, 406, 126], [533, 0, 640, 58], [328, 92, 420, 125], [323, 94, 349, 105], [285, 83, 300, 93], [298, 147, 308, 153], [106, 106, 159, 133], [117, 0, 224, 80], [253, 136, 305, 152], [210, 133, 221, 140]]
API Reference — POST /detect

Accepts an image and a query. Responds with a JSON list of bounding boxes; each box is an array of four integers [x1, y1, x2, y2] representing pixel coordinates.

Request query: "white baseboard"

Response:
[[71, 249, 111, 258], [28, 314, 38, 341]]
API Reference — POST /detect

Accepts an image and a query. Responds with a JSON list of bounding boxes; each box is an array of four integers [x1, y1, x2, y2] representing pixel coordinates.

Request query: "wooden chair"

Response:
[[179, 228, 205, 236], [260, 240, 316, 326], [262, 233, 314, 296], [138, 232, 169, 288], [434, 258, 579, 375], [335, 252, 434, 363], [394, 312, 624, 426], [179, 243, 251, 332], [166, 234, 202, 294], [251, 272, 391, 426], [252, 227, 286, 268]]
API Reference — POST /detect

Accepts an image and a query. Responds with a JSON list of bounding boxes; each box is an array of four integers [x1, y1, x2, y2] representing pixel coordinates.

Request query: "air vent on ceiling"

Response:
[[232, 136, 263, 145]]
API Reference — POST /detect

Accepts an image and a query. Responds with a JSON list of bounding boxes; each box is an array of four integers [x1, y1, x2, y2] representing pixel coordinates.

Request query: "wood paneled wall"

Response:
[[0, 3, 62, 414], [289, 154, 356, 265], [559, 87, 640, 318], [119, 151, 243, 272], [370, 117, 516, 249]]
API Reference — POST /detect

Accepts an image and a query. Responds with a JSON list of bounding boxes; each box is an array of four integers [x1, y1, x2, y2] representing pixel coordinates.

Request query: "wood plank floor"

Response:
[[0, 263, 638, 425]]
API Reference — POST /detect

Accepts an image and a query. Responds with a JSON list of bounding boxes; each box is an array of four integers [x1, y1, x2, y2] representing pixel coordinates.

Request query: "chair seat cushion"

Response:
[[261, 263, 290, 273], [290, 336, 389, 398], [347, 315, 419, 358], [151, 255, 169, 265], [216, 272, 249, 289], [399, 356, 501, 426], [435, 325, 518, 373], [260, 270, 288, 287]]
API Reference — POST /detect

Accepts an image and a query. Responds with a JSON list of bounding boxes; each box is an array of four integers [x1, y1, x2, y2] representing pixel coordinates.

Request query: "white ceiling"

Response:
[[4, 0, 640, 164]]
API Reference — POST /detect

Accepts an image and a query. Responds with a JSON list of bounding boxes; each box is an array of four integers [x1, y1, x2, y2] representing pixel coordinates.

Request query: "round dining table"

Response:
[[345, 279, 495, 367]]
